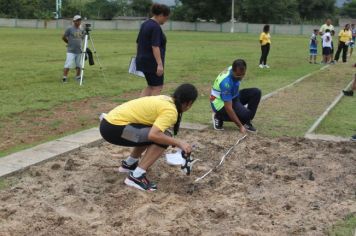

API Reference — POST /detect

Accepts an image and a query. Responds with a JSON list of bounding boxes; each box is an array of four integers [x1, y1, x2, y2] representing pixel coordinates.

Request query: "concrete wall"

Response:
[[0, 18, 344, 35], [339, 18, 356, 27]]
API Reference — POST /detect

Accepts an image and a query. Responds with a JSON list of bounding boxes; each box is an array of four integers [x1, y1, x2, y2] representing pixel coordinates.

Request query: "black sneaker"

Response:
[[343, 90, 354, 96], [62, 77, 67, 83], [124, 172, 157, 191], [212, 113, 224, 130], [351, 135, 356, 141], [244, 123, 257, 133], [118, 160, 138, 173]]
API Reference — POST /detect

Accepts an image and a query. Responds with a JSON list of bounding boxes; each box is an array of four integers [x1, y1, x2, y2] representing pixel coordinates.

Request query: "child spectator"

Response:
[[322, 29, 332, 64], [309, 29, 318, 64]]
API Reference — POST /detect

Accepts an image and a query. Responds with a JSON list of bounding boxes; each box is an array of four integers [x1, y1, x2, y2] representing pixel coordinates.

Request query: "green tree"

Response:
[[0, 0, 54, 18], [297, 0, 335, 21], [340, 0, 356, 18], [241, 0, 298, 24], [171, 0, 232, 23], [84, 0, 126, 19], [130, 0, 153, 17]]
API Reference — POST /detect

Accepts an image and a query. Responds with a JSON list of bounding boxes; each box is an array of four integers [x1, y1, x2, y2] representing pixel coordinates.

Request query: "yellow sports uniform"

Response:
[[259, 32, 271, 45], [105, 95, 178, 132], [338, 30, 352, 43]]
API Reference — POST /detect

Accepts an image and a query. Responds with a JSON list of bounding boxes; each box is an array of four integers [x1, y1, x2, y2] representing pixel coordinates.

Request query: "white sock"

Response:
[[125, 156, 139, 165], [132, 167, 146, 178], [63, 76, 67, 79]]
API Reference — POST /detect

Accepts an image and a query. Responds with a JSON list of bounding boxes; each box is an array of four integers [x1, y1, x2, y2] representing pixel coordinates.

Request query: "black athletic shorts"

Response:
[[99, 119, 168, 149], [143, 72, 164, 87], [322, 47, 332, 55]]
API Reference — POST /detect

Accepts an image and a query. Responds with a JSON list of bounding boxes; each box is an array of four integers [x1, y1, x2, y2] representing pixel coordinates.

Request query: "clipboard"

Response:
[[128, 57, 145, 78]]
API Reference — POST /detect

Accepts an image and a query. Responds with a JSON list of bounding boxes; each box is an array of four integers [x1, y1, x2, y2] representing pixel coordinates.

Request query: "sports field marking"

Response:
[[305, 78, 354, 138], [261, 65, 330, 101], [304, 133, 349, 142]]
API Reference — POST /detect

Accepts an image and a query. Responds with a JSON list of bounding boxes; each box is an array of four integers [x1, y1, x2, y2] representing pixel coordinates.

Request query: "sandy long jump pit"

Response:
[[0, 129, 355, 236]]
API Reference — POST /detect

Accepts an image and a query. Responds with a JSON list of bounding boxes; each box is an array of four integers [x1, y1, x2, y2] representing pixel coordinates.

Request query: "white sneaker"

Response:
[[264, 65, 270, 68], [259, 64, 264, 69]]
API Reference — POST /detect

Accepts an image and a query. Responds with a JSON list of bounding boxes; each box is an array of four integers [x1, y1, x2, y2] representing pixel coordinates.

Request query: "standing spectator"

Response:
[[343, 73, 356, 97], [62, 15, 84, 83], [136, 4, 170, 97], [319, 19, 335, 35], [309, 29, 319, 64], [259, 25, 271, 69], [319, 19, 335, 63], [322, 29, 333, 64], [334, 24, 352, 63], [349, 24, 355, 57]]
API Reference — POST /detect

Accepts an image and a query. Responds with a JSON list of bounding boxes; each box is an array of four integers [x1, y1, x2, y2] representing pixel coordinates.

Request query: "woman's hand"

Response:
[[157, 64, 164, 76], [178, 140, 192, 154]]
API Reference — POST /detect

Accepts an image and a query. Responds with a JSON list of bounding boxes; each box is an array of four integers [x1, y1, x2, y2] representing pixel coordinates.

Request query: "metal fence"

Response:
[[0, 18, 340, 35]]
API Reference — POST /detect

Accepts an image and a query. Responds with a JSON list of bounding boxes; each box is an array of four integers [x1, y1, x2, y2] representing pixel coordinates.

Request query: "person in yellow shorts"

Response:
[[334, 24, 352, 63], [99, 84, 198, 191]]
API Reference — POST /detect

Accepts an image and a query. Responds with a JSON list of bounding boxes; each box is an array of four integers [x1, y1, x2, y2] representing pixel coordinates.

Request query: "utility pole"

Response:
[[230, 0, 235, 33], [56, 0, 62, 19]]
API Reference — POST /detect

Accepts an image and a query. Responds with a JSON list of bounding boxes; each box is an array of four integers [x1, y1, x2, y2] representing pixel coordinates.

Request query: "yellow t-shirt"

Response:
[[338, 30, 352, 43], [319, 24, 334, 34], [260, 32, 271, 45], [105, 95, 178, 132]]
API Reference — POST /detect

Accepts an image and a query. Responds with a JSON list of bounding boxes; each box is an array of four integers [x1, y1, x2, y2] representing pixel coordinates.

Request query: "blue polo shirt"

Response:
[[136, 19, 167, 73], [211, 67, 240, 112]]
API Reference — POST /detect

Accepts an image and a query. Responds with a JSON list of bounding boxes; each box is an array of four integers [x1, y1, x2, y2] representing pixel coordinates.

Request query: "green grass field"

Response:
[[0, 27, 355, 235], [317, 78, 356, 137], [1, 27, 355, 139], [0, 27, 322, 118], [1, 27, 355, 137]]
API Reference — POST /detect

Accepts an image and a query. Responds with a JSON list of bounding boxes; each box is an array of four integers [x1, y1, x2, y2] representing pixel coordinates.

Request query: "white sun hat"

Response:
[[73, 15, 82, 21]]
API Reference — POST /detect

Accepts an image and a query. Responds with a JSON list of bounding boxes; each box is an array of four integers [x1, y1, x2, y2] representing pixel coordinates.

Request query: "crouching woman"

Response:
[[100, 84, 198, 191]]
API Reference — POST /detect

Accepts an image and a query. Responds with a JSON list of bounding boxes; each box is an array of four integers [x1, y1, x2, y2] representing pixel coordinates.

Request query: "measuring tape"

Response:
[[194, 134, 247, 183]]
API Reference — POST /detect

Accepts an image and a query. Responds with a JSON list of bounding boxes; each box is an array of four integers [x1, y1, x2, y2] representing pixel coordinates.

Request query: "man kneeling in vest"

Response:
[[210, 59, 261, 133]]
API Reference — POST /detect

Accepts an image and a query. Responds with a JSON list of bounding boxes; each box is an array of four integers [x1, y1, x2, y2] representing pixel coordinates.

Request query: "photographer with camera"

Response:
[[62, 15, 84, 83]]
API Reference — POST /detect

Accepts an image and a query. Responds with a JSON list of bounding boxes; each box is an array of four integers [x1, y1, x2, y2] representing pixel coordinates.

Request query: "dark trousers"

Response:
[[216, 88, 261, 124], [334, 42, 348, 62], [260, 43, 270, 65]]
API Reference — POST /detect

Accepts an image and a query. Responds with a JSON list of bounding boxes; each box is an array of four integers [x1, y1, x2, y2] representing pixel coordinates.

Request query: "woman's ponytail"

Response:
[[172, 84, 198, 135]]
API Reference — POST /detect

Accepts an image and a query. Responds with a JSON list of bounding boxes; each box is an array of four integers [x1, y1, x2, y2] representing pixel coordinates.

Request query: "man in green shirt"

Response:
[[210, 59, 261, 133]]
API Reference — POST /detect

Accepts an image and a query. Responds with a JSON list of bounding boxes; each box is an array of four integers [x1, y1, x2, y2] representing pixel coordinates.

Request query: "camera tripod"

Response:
[[79, 29, 104, 86]]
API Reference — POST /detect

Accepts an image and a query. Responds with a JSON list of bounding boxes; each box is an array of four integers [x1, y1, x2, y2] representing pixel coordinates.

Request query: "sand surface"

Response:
[[0, 130, 355, 236]]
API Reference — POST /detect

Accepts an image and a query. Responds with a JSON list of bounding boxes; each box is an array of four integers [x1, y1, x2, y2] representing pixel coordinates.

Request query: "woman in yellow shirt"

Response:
[[334, 24, 352, 63], [100, 84, 198, 191], [259, 24, 271, 69]]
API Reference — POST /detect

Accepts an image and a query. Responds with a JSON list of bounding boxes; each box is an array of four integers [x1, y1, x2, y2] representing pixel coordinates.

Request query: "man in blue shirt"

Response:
[[210, 59, 261, 133]]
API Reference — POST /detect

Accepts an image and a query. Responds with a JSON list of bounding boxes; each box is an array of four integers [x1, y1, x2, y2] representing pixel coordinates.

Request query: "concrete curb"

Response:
[[305, 133, 350, 142], [305, 78, 354, 138], [0, 128, 103, 178], [0, 123, 208, 178]]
